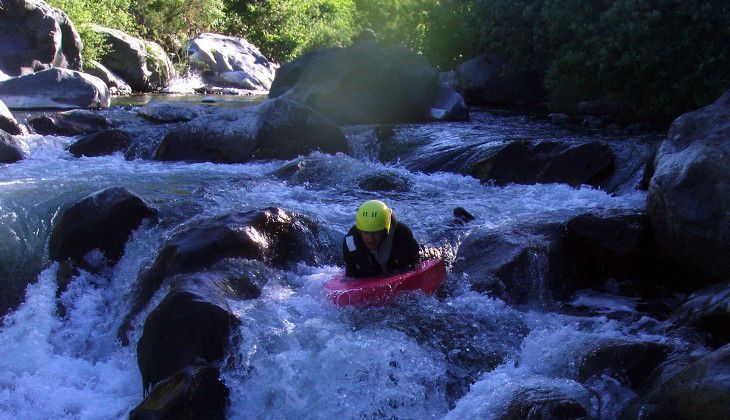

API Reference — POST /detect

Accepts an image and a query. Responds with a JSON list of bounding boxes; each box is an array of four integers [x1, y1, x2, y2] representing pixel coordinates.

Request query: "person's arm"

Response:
[[343, 232, 360, 277]]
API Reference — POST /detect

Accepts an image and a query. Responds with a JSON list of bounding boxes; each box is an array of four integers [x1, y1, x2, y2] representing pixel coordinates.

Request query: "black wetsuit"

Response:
[[342, 216, 420, 278]]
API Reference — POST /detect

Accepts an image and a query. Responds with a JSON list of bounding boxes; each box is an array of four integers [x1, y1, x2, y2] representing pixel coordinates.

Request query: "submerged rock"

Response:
[[0, 68, 110, 109], [357, 171, 411, 192], [68, 129, 131, 157], [131, 364, 228, 420], [621, 344, 730, 419], [271, 42, 467, 123], [118, 207, 327, 342], [92, 25, 174, 92], [155, 97, 347, 163], [502, 388, 588, 420], [0, 0, 82, 76], [48, 187, 158, 274], [185, 33, 276, 91], [28, 109, 111, 136], [0, 99, 23, 135], [578, 339, 671, 390], [648, 89, 730, 284]]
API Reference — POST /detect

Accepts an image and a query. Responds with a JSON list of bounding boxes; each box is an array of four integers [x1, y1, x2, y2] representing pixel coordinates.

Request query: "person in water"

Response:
[[342, 200, 420, 278]]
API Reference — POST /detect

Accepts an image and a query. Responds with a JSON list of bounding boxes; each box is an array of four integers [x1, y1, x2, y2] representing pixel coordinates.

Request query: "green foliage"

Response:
[[353, 0, 429, 51], [222, 0, 357, 62], [47, 0, 137, 66]]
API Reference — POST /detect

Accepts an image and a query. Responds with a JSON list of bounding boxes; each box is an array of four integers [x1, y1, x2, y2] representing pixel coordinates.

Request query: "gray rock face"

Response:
[[0, 0, 82, 76], [0, 98, 22, 134], [0, 68, 109, 109], [155, 97, 348, 163], [621, 344, 730, 419], [92, 26, 174, 92], [28, 109, 111, 136], [270, 42, 467, 123], [185, 33, 276, 91], [457, 54, 545, 106], [648, 90, 730, 283], [83, 60, 132, 95]]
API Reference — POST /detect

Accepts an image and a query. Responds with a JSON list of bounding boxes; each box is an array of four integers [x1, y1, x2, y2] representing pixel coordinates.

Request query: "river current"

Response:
[[0, 95, 699, 419]]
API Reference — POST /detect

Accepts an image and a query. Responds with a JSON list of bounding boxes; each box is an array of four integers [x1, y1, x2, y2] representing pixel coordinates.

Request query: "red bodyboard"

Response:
[[324, 258, 447, 306]]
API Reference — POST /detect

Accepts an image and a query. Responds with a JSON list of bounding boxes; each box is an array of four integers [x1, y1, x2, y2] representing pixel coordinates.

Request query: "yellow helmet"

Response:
[[356, 200, 392, 233]]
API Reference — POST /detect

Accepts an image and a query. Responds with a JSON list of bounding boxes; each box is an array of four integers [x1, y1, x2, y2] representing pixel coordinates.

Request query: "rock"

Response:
[[130, 365, 228, 420], [271, 42, 466, 123], [0, 68, 110, 109], [453, 207, 475, 224], [0, 0, 82, 76], [648, 90, 730, 283], [502, 388, 588, 420], [581, 115, 605, 129], [577, 99, 622, 118], [137, 269, 259, 391], [469, 140, 615, 187], [185, 33, 276, 91], [431, 79, 469, 121], [667, 282, 730, 348], [155, 97, 347, 163], [621, 344, 730, 419], [92, 25, 174, 92], [0, 99, 23, 134], [138, 101, 201, 123], [28, 109, 111, 136], [578, 339, 671, 389], [456, 54, 545, 106], [48, 187, 158, 275], [0, 130, 23, 163], [83, 60, 132, 95], [549, 113, 571, 126], [68, 129, 131, 157], [118, 207, 326, 342], [357, 171, 411, 192]]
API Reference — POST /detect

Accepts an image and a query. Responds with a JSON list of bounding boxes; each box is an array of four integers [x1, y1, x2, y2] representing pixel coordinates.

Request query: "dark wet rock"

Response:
[[621, 344, 730, 419], [0, 68, 109, 109], [470, 140, 615, 187], [0, 130, 23, 163], [83, 60, 132, 95], [118, 207, 327, 342], [137, 269, 259, 391], [581, 115, 605, 129], [502, 388, 588, 420], [357, 171, 411, 192], [0, 0, 82, 76], [92, 25, 174, 92], [48, 187, 158, 274], [0, 99, 23, 135], [453, 207, 475, 224], [270, 42, 466, 123], [138, 101, 201, 123], [668, 282, 730, 348], [130, 364, 228, 420], [548, 113, 571, 126], [648, 90, 730, 284], [68, 129, 131, 157], [456, 54, 545, 106], [185, 33, 276, 91], [578, 339, 671, 390], [577, 99, 622, 119], [155, 97, 347, 163], [28, 109, 111, 136]]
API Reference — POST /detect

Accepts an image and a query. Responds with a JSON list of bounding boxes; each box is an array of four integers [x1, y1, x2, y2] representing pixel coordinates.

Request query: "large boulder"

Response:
[[185, 33, 276, 91], [118, 207, 328, 342], [48, 187, 158, 274], [457, 54, 546, 106], [469, 140, 616, 187], [648, 90, 730, 283], [130, 365, 228, 420], [621, 344, 730, 419], [667, 282, 730, 348], [0, 129, 23, 163], [0, 98, 23, 134], [83, 60, 132, 95], [154, 97, 348, 163], [136, 269, 260, 391], [92, 25, 174, 92], [0, 0, 82, 76], [0, 68, 110, 109], [28, 109, 111, 135], [578, 339, 671, 390], [68, 129, 131, 157], [270, 41, 467, 124]]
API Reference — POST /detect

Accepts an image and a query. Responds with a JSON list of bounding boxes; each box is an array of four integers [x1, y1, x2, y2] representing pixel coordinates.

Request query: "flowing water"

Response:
[[0, 96, 701, 419]]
